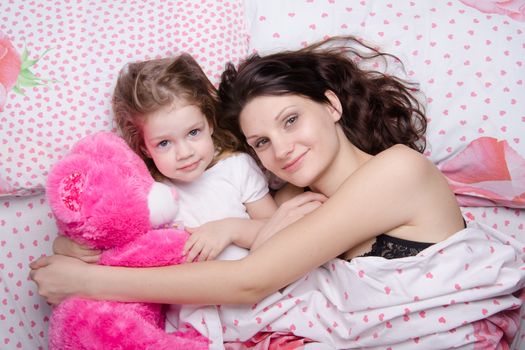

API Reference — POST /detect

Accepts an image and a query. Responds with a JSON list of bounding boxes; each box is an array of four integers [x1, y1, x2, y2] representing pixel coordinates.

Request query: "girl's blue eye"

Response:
[[189, 129, 200, 137], [158, 140, 169, 148]]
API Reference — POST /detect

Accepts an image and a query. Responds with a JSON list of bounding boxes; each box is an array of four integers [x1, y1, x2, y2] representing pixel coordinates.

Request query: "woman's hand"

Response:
[[53, 235, 101, 263], [29, 254, 91, 305], [252, 191, 327, 250]]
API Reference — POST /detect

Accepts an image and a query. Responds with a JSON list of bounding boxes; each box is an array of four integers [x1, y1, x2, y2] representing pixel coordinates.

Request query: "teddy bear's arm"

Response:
[[98, 229, 189, 267]]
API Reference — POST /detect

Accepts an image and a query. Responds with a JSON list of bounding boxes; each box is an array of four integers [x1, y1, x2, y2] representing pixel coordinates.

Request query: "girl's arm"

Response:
[[30, 147, 445, 306], [184, 218, 265, 261], [245, 192, 279, 219], [183, 193, 278, 261], [231, 192, 279, 247]]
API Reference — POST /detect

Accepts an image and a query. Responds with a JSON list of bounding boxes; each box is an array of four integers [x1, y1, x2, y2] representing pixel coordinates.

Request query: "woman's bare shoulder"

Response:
[[359, 144, 433, 186], [379, 144, 428, 164]]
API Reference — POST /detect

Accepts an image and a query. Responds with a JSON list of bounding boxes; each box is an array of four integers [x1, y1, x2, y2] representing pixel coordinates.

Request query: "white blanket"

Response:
[[173, 223, 525, 349]]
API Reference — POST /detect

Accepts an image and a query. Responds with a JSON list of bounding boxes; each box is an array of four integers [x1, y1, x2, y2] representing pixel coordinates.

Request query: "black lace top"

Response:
[[357, 234, 434, 260], [350, 219, 466, 260]]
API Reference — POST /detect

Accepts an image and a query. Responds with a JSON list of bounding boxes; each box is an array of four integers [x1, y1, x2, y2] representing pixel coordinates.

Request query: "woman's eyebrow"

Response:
[[245, 134, 259, 142], [274, 105, 296, 121], [245, 105, 297, 142]]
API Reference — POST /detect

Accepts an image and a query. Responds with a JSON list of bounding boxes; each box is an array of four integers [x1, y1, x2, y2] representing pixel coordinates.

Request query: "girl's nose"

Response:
[[176, 141, 194, 160]]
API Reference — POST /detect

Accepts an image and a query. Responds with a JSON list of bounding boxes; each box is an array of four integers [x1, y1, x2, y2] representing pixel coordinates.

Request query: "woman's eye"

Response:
[[189, 129, 200, 137], [285, 115, 298, 127], [254, 138, 269, 149]]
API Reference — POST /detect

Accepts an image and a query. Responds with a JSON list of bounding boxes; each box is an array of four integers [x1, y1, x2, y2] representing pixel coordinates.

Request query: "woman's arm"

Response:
[[30, 146, 440, 306], [273, 183, 305, 206], [251, 191, 327, 250]]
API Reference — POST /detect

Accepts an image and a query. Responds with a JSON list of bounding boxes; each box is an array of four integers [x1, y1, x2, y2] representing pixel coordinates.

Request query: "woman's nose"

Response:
[[273, 137, 293, 159]]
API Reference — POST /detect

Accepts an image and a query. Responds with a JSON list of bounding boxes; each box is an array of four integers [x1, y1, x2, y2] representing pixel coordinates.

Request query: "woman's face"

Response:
[[240, 93, 342, 188]]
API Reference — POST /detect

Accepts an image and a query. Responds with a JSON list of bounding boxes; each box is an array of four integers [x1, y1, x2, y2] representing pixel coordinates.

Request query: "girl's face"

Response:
[[240, 93, 342, 188], [142, 102, 215, 183]]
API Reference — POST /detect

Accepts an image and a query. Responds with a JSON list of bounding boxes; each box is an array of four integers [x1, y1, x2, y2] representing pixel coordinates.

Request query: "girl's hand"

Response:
[[29, 255, 91, 305], [53, 235, 101, 263], [252, 191, 327, 250], [183, 221, 234, 262]]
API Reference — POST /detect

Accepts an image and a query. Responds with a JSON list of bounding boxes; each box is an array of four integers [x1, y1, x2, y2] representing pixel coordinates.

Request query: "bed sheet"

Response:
[[2, 197, 522, 349], [177, 222, 524, 350], [461, 206, 525, 349], [1, 192, 54, 350]]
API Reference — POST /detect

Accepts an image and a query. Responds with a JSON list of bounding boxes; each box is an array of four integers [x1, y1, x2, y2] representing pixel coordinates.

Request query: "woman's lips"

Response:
[[283, 152, 307, 172]]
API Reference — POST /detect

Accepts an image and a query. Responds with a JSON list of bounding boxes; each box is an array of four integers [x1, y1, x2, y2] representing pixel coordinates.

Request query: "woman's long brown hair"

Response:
[[218, 36, 427, 158]]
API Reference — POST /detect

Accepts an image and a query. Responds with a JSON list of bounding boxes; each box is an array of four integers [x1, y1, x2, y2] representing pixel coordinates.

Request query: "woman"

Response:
[[30, 36, 522, 347]]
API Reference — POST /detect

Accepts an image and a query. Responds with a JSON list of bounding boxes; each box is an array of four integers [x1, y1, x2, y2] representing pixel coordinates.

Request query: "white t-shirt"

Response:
[[169, 152, 269, 261], [165, 153, 269, 338], [172, 152, 269, 227]]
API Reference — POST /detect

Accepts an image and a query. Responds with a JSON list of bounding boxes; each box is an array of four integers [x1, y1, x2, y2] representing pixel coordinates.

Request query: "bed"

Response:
[[1, 1, 524, 349]]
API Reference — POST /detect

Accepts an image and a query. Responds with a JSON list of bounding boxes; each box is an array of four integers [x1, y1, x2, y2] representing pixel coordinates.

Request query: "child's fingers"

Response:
[[183, 235, 197, 255], [197, 246, 214, 262], [205, 249, 219, 261], [185, 241, 203, 263]]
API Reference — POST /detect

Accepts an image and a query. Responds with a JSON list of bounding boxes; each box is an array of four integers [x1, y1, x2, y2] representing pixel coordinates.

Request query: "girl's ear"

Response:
[[325, 90, 343, 122]]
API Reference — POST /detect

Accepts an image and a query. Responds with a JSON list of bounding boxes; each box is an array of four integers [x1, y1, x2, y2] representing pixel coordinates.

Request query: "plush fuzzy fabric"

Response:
[[46, 132, 208, 350]]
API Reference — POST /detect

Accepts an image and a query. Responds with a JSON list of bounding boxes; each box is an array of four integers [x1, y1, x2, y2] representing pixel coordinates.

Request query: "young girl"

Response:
[[52, 54, 279, 342], [54, 54, 278, 263], [31, 37, 523, 348]]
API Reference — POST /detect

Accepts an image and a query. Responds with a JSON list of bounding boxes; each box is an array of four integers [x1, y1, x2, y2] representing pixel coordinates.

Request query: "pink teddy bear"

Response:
[[45, 131, 208, 350]]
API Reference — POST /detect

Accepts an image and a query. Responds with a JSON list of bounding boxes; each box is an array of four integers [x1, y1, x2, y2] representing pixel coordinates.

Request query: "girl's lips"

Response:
[[179, 160, 200, 172], [283, 152, 307, 172]]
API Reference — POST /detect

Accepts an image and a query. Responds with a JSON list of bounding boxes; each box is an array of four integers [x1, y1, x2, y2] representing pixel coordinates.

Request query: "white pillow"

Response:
[[245, 0, 525, 206], [0, 0, 248, 196], [246, 0, 525, 208]]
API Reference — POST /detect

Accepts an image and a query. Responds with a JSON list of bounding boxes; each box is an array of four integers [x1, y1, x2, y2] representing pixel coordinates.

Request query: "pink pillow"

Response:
[[459, 0, 525, 22], [439, 137, 525, 208]]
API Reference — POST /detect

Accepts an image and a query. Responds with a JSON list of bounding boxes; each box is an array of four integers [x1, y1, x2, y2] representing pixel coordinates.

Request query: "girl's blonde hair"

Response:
[[113, 53, 239, 180]]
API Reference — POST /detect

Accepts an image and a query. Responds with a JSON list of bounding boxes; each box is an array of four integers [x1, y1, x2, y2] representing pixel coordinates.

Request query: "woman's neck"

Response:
[[310, 127, 371, 197]]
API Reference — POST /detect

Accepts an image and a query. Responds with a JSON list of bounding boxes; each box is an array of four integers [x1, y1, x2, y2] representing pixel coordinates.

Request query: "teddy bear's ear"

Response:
[[58, 171, 86, 212], [46, 152, 90, 224]]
